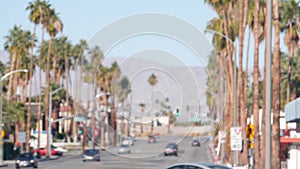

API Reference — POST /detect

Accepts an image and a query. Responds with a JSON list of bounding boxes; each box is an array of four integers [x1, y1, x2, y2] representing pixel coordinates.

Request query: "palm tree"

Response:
[[251, 0, 262, 168], [26, 0, 41, 152], [148, 73, 158, 134], [279, 0, 300, 103], [272, 0, 281, 168], [4, 26, 32, 101], [237, 0, 249, 164], [45, 7, 63, 157], [139, 103, 145, 134], [33, 0, 52, 154]]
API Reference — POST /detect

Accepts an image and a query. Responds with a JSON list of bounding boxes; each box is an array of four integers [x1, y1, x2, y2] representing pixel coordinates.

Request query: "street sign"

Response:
[[230, 127, 242, 151]]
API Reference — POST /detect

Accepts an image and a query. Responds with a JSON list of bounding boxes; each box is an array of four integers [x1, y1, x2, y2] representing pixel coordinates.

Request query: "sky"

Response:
[[0, 1, 219, 66], [0, 0, 282, 69]]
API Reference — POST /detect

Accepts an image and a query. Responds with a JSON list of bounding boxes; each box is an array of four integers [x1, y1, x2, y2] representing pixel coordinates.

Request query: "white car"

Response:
[[118, 144, 131, 154], [51, 145, 68, 153]]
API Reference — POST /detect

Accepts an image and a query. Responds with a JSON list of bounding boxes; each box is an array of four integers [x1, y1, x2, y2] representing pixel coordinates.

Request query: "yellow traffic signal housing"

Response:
[[246, 123, 254, 141], [248, 142, 254, 149]]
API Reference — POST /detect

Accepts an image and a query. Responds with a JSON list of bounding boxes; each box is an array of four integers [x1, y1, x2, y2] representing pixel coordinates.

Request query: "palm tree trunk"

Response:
[[26, 26, 35, 151], [7, 52, 17, 101], [52, 55, 57, 83], [65, 54, 69, 104], [237, 0, 249, 165], [272, 0, 281, 168], [15, 121, 19, 148], [253, 0, 261, 168], [37, 26, 45, 154], [45, 37, 53, 157]]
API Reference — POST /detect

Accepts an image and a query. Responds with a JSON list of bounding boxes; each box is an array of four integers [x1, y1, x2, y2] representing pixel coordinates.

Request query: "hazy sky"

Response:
[[0, 1, 216, 54], [0, 1, 283, 67]]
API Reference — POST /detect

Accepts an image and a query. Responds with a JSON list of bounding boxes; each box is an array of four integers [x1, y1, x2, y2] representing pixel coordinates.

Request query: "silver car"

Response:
[[83, 149, 100, 162], [118, 144, 131, 154]]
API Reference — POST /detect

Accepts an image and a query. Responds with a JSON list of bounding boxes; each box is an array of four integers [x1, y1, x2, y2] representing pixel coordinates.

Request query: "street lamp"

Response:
[[204, 28, 238, 166], [0, 69, 28, 164], [47, 87, 63, 158]]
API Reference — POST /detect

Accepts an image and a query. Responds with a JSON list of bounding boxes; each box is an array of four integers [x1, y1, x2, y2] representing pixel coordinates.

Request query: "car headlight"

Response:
[[16, 160, 20, 163], [30, 160, 34, 163]]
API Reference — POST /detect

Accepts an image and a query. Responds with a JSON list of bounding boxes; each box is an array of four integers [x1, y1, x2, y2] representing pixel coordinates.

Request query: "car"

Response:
[[196, 162, 232, 169], [192, 139, 201, 147], [164, 143, 178, 156], [51, 145, 68, 153], [83, 149, 100, 162], [118, 144, 131, 154], [165, 162, 232, 169], [148, 135, 157, 143], [15, 153, 38, 169], [32, 148, 63, 156], [122, 138, 134, 146]]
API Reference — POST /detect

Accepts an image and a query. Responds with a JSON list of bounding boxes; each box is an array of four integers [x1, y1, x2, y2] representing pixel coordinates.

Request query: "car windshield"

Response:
[[121, 144, 129, 148], [19, 153, 34, 158], [167, 143, 176, 148], [84, 149, 99, 155]]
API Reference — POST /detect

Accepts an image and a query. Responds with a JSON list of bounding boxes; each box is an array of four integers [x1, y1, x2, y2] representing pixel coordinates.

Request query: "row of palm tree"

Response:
[[2, 0, 134, 155], [204, 0, 300, 168]]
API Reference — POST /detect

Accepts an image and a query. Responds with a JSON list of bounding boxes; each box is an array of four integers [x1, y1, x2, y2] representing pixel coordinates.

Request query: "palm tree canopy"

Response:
[[148, 73, 158, 87], [4, 25, 33, 59]]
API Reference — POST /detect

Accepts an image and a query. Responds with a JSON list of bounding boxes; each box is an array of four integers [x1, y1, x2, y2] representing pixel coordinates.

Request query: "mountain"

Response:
[[100, 52, 209, 122]]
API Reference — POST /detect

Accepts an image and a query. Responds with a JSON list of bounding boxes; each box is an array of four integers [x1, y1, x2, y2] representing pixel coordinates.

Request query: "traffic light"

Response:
[[248, 142, 254, 149], [246, 123, 254, 148]]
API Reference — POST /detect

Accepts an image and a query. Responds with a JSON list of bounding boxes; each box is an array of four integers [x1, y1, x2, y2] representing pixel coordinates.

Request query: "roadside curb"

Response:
[[0, 164, 8, 168]]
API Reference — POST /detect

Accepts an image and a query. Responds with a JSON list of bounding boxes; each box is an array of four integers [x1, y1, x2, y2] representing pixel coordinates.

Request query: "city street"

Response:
[[2, 136, 212, 169]]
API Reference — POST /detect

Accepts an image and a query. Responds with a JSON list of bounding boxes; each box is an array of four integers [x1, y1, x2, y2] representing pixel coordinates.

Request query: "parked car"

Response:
[[196, 162, 232, 169], [118, 144, 131, 154], [148, 135, 157, 143], [164, 143, 178, 156], [51, 145, 68, 153], [192, 139, 201, 147], [83, 149, 100, 162], [165, 162, 232, 169], [15, 153, 38, 168], [32, 148, 63, 156]]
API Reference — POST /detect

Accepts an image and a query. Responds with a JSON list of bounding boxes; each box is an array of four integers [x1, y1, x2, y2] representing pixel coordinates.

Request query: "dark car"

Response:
[[83, 149, 100, 162], [164, 143, 178, 156], [148, 135, 157, 143], [15, 153, 38, 168], [192, 139, 201, 147]]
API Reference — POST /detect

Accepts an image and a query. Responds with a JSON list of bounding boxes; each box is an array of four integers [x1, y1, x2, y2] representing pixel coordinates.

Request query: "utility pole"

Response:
[[265, 0, 272, 168]]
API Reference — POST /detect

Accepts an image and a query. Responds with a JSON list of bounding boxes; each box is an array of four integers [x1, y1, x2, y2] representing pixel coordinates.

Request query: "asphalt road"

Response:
[[3, 136, 213, 169]]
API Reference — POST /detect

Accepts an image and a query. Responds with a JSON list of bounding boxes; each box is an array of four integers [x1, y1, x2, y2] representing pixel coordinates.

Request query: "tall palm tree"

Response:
[[237, 0, 249, 164], [26, 0, 41, 152], [4, 26, 32, 101], [45, 8, 63, 157], [272, 0, 281, 168], [251, 0, 264, 168], [148, 73, 158, 134], [33, 0, 52, 154], [4, 25, 32, 147]]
